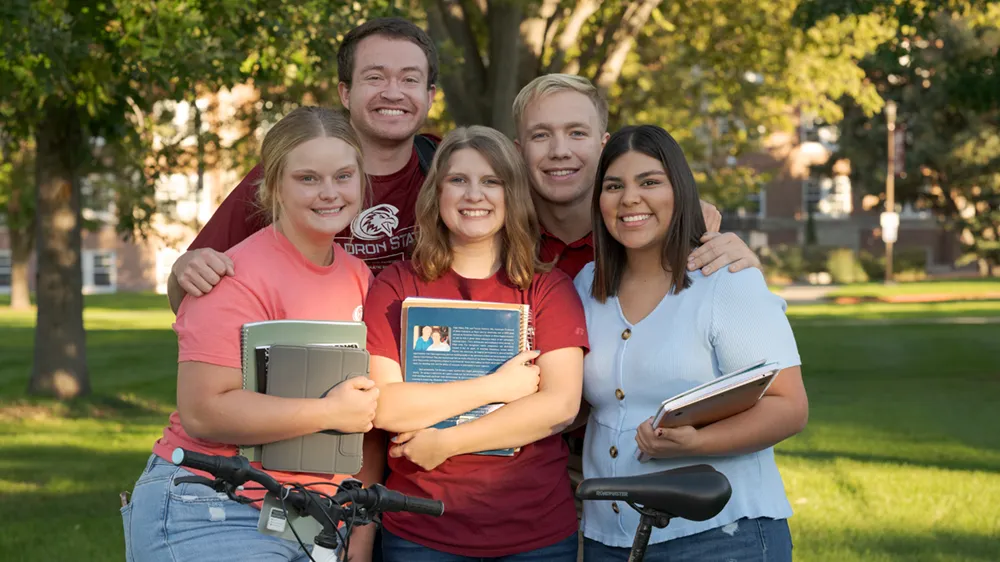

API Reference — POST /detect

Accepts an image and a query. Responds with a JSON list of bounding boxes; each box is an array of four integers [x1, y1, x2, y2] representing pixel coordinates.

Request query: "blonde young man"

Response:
[[512, 73, 760, 280], [510, 75, 762, 526]]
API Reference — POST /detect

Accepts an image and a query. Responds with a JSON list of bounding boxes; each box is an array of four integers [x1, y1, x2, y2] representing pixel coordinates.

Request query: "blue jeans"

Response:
[[382, 528, 578, 562], [121, 454, 320, 562], [583, 517, 792, 562]]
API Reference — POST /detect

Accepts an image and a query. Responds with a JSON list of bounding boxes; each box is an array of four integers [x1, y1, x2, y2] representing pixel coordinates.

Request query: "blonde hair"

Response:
[[511, 73, 609, 138], [411, 126, 550, 289], [257, 106, 368, 222]]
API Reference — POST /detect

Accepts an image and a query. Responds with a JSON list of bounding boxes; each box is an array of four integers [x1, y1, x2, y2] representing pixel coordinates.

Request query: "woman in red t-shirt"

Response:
[[120, 107, 381, 562], [362, 125, 590, 561]]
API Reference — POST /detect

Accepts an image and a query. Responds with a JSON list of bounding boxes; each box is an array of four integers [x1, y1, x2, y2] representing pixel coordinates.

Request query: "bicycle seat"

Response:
[[576, 464, 732, 521]]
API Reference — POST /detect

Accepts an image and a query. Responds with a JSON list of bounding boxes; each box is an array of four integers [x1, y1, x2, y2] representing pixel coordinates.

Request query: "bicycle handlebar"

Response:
[[170, 448, 444, 517]]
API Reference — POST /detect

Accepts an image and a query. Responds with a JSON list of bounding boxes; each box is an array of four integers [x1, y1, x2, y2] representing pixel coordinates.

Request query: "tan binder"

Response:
[[260, 345, 369, 475]]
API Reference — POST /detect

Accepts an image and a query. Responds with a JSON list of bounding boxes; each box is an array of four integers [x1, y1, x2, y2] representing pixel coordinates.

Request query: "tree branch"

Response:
[[593, 0, 662, 90], [423, 1, 481, 125], [566, 6, 613, 76], [520, 0, 560, 61], [446, 0, 488, 86], [545, 0, 600, 74]]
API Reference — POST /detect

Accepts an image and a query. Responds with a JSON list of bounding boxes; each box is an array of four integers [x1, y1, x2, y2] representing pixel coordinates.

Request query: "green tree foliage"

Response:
[[820, 4, 1000, 273], [0, 0, 375, 398], [417, 0, 670, 137], [416, 0, 897, 209], [611, 1, 896, 209]]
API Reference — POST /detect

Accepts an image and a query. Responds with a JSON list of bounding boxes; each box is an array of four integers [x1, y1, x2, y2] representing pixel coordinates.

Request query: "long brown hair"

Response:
[[411, 126, 549, 289], [590, 125, 707, 302], [257, 106, 368, 223]]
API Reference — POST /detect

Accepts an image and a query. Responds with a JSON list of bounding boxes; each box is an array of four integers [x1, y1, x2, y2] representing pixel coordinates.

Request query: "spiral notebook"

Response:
[[399, 297, 533, 456], [239, 319, 367, 462]]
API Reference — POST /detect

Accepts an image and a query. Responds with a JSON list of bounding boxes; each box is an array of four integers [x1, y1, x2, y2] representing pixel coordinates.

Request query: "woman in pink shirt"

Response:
[[120, 106, 380, 562]]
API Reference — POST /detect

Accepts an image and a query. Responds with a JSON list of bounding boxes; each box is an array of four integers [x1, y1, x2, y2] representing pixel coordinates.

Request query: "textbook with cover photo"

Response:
[[399, 297, 533, 456]]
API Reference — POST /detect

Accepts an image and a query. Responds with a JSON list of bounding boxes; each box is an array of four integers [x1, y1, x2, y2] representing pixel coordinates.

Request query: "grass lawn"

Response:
[[826, 278, 1000, 300], [786, 300, 1000, 324], [1, 294, 998, 561]]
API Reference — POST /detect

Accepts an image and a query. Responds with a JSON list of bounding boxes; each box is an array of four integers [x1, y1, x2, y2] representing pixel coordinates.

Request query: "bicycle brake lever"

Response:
[[173, 475, 218, 488], [173, 475, 256, 505]]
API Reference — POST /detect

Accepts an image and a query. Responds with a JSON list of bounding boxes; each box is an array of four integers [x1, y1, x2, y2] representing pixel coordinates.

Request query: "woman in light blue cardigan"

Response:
[[573, 124, 809, 561]]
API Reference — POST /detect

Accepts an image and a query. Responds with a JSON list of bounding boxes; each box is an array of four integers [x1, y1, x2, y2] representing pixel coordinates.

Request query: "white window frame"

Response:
[[0, 250, 11, 295], [802, 175, 852, 219], [83, 249, 117, 294]]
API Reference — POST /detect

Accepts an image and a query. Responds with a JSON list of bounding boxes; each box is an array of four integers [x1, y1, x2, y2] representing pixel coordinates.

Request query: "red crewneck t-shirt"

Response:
[[363, 261, 589, 557]]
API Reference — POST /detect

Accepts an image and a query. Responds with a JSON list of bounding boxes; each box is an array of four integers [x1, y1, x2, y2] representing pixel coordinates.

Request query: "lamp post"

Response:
[[882, 100, 898, 284]]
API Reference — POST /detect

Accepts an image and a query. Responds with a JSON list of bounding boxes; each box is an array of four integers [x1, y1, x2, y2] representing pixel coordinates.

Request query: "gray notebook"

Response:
[[239, 320, 367, 461], [260, 345, 369, 475]]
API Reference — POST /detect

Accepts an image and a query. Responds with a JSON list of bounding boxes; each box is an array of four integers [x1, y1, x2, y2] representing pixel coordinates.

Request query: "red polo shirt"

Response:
[[540, 227, 594, 447], [539, 227, 595, 280]]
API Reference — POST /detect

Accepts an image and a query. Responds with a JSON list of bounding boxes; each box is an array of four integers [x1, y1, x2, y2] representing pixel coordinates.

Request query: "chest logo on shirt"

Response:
[[351, 204, 400, 240], [353, 305, 364, 322]]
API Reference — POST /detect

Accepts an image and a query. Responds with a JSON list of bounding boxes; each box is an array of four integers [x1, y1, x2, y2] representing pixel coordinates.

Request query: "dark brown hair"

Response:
[[590, 125, 707, 302], [412, 126, 550, 289], [337, 17, 438, 88]]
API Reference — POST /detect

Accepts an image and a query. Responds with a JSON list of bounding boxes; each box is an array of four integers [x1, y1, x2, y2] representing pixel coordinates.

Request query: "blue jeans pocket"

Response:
[[121, 502, 134, 562]]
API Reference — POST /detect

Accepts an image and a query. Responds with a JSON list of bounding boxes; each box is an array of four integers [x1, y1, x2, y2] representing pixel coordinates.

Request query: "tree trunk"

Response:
[[487, 0, 524, 138], [9, 226, 32, 310], [1, 141, 35, 310], [28, 103, 90, 399], [425, 0, 488, 127]]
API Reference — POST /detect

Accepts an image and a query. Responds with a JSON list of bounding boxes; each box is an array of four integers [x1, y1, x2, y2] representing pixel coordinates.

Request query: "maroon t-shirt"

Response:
[[363, 261, 590, 557], [188, 138, 438, 275]]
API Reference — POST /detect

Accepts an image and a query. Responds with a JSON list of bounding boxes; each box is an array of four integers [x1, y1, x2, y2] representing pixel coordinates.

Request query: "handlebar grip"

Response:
[[171, 448, 244, 477], [377, 487, 444, 517], [402, 495, 445, 517]]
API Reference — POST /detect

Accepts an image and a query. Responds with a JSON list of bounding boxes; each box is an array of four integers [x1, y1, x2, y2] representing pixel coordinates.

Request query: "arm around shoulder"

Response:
[[168, 166, 265, 314]]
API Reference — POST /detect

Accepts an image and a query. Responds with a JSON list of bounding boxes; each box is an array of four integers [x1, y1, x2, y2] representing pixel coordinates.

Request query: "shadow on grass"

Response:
[[1, 444, 154, 494], [0, 392, 172, 422], [0, 327, 178, 403], [778, 449, 1000, 475], [0, 292, 171, 311]]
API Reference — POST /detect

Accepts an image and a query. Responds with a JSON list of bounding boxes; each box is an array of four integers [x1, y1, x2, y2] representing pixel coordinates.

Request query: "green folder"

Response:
[[239, 319, 367, 461]]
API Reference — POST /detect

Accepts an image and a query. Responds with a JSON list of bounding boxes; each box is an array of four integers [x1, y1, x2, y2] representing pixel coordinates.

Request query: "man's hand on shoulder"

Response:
[[173, 248, 235, 296], [687, 232, 762, 276], [168, 248, 235, 313], [699, 199, 722, 233]]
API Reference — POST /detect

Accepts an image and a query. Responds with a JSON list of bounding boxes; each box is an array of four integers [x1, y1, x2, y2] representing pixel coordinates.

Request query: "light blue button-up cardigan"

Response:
[[573, 262, 802, 548]]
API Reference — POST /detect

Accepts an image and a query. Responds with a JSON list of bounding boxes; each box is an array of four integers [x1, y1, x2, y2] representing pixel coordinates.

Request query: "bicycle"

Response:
[[169, 448, 445, 562], [576, 464, 732, 562]]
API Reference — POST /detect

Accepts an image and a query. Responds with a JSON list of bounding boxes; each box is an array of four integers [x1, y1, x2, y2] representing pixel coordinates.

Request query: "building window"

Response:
[[803, 175, 852, 218], [83, 250, 117, 293], [0, 251, 11, 294]]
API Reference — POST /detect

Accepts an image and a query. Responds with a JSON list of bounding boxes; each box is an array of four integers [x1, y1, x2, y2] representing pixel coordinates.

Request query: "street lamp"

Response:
[[881, 100, 899, 284]]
